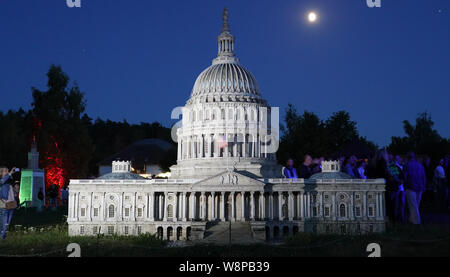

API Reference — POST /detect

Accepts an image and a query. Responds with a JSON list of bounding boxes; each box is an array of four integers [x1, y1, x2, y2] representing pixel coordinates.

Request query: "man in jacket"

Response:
[[404, 152, 427, 225]]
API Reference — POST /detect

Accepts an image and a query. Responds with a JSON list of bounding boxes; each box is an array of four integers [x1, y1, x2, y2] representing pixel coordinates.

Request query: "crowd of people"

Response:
[[283, 151, 450, 225]]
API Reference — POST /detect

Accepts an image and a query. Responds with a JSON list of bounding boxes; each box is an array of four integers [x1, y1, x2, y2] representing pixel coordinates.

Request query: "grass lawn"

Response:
[[0, 207, 449, 257]]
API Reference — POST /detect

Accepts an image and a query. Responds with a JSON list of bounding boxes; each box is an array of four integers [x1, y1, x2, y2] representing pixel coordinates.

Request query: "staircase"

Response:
[[201, 221, 255, 244]]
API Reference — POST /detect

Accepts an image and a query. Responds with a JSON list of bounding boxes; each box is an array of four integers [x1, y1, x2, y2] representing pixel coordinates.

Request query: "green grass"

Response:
[[1, 208, 449, 257]]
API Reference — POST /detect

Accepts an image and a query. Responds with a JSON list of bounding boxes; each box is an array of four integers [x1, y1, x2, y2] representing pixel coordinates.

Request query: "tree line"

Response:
[[0, 65, 448, 183]]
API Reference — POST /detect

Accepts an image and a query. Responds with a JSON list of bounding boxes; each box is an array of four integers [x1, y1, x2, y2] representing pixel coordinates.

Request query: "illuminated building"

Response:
[[68, 9, 386, 240]]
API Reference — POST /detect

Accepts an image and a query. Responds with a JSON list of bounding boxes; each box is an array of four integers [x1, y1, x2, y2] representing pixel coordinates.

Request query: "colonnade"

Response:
[[178, 133, 273, 160]]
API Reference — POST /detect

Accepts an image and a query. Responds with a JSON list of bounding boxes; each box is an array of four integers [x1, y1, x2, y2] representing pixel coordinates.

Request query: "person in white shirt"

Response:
[[434, 159, 447, 211]]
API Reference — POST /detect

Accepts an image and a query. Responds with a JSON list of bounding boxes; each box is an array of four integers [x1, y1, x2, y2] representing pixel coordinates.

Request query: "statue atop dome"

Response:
[[222, 7, 230, 32]]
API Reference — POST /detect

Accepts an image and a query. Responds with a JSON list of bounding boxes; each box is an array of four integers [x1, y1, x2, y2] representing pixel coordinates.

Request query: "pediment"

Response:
[[192, 170, 265, 187]]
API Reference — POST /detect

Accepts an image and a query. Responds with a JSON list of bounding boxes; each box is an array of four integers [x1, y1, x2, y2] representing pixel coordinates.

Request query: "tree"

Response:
[[278, 104, 377, 165], [388, 112, 450, 161], [32, 65, 93, 188]]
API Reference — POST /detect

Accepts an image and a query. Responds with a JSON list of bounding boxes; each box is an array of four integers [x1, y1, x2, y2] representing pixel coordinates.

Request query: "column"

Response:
[[200, 135, 205, 158], [278, 192, 283, 220], [233, 135, 237, 157], [250, 191, 255, 220], [177, 138, 181, 160], [350, 193, 354, 220], [220, 192, 225, 221], [149, 192, 154, 221], [193, 192, 197, 220], [182, 192, 187, 221], [202, 192, 207, 221], [363, 192, 367, 219], [299, 193, 303, 219], [319, 192, 324, 218], [269, 193, 274, 220], [241, 192, 245, 221], [211, 192, 216, 220], [243, 133, 247, 157], [261, 192, 265, 220], [173, 192, 178, 222], [163, 192, 168, 221], [288, 192, 294, 221], [191, 192, 195, 220], [231, 192, 235, 221]]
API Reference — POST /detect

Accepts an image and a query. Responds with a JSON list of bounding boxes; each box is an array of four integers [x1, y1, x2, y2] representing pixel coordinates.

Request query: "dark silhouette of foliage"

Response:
[[277, 104, 377, 165], [388, 112, 450, 161]]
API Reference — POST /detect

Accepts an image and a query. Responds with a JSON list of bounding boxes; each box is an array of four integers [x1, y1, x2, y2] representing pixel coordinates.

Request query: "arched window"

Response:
[[339, 204, 346, 218], [108, 205, 115, 218]]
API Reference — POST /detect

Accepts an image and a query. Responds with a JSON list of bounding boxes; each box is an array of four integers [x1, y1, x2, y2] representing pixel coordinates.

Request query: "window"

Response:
[[324, 194, 329, 200], [108, 205, 115, 218], [355, 206, 361, 217], [355, 194, 360, 200], [368, 194, 373, 199], [340, 225, 346, 234], [368, 206, 374, 217], [324, 207, 330, 217], [313, 207, 317, 217], [167, 204, 173, 218], [125, 208, 130, 217], [369, 225, 374, 232], [93, 208, 99, 217], [81, 196, 86, 200], [340, 194, 345, 200], [124, 226, 129, 235], [107, 226, 114, 235], [138, 196, 142, 200], [93, 226, 98, 234], [357, 224, 361, 233], [339, 204, 346, 217], [125, 196, 130, 200], [137, 208, 143, 217], [137, 226, 142, 235], [80, 208, 86, 217], [80, 226, 85, 235]]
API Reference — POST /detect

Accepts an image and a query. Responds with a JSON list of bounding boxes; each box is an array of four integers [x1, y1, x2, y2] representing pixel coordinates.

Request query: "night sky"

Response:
[[1, 0, 449, 146]]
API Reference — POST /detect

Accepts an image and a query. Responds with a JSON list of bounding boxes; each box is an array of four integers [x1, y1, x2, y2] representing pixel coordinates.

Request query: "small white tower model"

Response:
[[112, 160, 132, 173], [19, 138, 46, 207], [321, 160, 341, 173]]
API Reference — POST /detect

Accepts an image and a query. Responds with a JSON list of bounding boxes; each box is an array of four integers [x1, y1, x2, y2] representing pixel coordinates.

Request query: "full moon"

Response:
[[308, 12, 317, 23]]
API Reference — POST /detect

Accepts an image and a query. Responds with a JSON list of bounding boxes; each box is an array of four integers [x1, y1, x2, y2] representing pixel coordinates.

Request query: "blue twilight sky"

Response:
[[0, 0, 449, 146]]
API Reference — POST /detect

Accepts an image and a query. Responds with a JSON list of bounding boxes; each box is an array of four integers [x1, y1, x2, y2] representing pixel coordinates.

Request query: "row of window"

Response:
[[79, 225, 143, 235], [186, 107, 265, 122], [79, 206, 144, 218]]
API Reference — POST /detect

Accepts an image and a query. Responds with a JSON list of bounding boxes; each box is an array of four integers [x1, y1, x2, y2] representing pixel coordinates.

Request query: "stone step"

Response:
[[202, 221, 255, 244]]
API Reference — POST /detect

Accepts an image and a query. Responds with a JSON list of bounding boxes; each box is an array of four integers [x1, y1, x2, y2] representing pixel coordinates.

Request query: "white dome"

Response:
[[191, 62, 260, 97]]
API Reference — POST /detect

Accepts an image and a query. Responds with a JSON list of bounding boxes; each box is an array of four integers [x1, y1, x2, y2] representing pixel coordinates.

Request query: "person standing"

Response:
[[0, 166, 17, 240], [434, 159, 447, 211], [356, 160, 367, 179], [298, 155, 312, 179], [37, 188, 44, 212], [60, 185, 69, 207], [389, 155, 405, 223], [344, 156, 357, 177], [49, 184, 58, 209], [283, 159, 298, 179], [404, 152, 427, 225]]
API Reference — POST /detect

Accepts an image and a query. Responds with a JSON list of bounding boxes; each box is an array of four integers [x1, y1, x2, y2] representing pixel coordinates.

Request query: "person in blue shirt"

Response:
[[283, 159, 298, 179]]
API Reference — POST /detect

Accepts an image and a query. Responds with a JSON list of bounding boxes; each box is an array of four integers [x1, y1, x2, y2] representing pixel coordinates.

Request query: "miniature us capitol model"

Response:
[[67, 9, 386, 241]]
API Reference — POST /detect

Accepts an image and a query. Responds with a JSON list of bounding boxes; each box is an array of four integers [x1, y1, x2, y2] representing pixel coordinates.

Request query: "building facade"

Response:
[[67, 9, 386, 240]]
